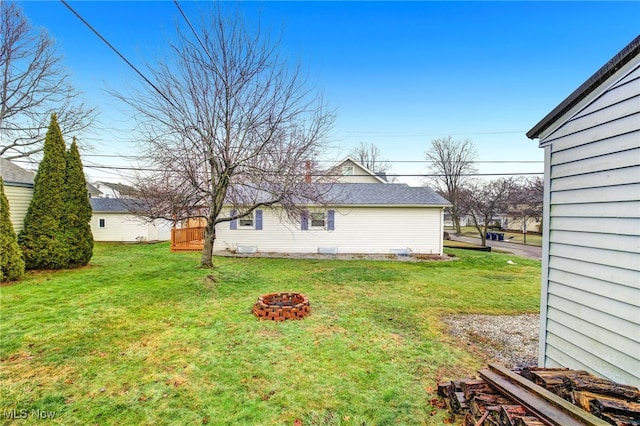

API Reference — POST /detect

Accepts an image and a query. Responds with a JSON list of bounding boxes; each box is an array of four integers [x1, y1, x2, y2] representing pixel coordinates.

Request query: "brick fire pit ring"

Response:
[[253, 292, 310, 321]]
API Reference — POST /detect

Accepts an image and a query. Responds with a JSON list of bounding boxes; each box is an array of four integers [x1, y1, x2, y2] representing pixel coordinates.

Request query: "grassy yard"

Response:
[[0, 243, 540, 425]]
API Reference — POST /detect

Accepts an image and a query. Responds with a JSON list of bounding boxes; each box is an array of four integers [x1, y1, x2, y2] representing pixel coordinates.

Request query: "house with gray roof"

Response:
[[90, 198, 172, 242], [527, 36, 639, 386], [207, 158, 451, 255], [1, 157, 125, 235]]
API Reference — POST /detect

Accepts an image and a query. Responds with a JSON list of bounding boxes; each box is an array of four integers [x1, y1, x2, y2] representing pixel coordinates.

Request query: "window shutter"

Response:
[[301, 210, 308, 231], [255, 210, 263, 230], [230, 209, 237, 230], [327, 210, 335, 231]]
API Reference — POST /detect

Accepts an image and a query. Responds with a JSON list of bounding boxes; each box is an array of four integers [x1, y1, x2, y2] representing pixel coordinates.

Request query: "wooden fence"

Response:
[[170, 227, 205, 252]]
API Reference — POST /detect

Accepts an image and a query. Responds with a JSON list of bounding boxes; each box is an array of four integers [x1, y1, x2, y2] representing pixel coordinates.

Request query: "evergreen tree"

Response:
[[0, 178, 25, 282], [18, 113, 69, 269], [63, 138, 93, 267]]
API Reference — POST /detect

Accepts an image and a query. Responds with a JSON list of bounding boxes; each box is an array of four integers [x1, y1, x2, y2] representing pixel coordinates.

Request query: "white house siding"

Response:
[[213, 206, 445, 255], [335, 159, 386, 184], [537, 59, 640, 385], [91, 213, 172, 242], [4, 185, 33, 233]]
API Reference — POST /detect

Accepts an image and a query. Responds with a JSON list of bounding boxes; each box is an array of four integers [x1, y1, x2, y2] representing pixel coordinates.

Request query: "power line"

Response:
[[60, 0, 178, 110], [79, 154, 542, 164], [80, 164, 542, 177]]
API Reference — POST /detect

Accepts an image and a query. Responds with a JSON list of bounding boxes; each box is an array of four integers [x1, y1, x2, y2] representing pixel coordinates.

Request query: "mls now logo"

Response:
[[3, 409, 56, 419]]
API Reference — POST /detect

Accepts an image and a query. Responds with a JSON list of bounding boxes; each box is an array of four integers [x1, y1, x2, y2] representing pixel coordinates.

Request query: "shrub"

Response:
[[19, 113, 69, 269], [63, 138, 94, 267]]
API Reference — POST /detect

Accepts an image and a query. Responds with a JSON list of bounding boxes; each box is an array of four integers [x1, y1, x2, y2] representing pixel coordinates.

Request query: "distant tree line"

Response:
[[424, 136, 543, 246]]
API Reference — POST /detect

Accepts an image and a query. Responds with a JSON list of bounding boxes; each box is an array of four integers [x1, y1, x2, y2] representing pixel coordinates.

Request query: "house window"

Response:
[[231, 209, 263, 230], [98, 218, 106, 228], [311, 212, 325, 228], [341, 166, 354, 176], [239, 212, 254, 229]]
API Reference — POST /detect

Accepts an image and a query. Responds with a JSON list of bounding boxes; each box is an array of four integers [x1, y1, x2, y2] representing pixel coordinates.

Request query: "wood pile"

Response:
[[438, 363, 639, 426]]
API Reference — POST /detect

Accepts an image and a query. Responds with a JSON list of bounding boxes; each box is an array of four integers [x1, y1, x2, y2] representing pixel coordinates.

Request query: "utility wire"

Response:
[[80, 164, 542, 177], [79, 154, 542, 164], [60, 0, 178, 110]]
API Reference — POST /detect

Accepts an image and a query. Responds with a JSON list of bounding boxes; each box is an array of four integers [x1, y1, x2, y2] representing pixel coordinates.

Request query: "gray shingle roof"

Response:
[[0, 158, 35, 186], [90, 198, 144, 212], [90, 183, 450, 213], [327, 183, 451, 206]]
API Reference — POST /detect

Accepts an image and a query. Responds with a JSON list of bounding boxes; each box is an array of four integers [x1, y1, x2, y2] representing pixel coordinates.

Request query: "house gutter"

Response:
[[527, 35, 640, 140], [2, 180, 34, 188]]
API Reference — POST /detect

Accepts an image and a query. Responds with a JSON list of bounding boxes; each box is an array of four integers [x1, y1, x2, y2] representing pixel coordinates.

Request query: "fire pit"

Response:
[[253, 292, 310, 321]]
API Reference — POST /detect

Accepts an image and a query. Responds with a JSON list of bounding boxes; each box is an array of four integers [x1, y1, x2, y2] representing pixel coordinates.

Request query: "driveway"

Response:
[[449, 235, 542, 260]]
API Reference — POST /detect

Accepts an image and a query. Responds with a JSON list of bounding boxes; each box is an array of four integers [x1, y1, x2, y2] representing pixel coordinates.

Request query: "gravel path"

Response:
[[442, 314, 540, 369]]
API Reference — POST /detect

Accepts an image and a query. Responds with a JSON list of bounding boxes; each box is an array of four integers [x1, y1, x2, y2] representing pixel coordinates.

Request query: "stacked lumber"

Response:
[[438, 364, 639, 426], [521, 367, 640, 426]]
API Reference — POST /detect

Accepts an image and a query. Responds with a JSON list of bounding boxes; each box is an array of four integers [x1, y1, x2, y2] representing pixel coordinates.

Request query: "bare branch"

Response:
[[424, 136, 477, 234], [350, 141, 393, 178], [0, 2, 96, 160], [113, 4, 335, 267]]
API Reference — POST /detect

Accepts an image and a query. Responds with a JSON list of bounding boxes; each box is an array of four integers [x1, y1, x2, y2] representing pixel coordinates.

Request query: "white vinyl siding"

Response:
[[4, 185, 33, 233], [90, 213, 172, 242], [537, 58, 640, 386], [214, 206, 445, 255], [334, 159, 385, 183]]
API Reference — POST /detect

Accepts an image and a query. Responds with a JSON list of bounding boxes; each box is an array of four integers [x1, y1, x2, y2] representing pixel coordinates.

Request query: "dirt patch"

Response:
[[214, 251, 455, 262], [442, 314, 539, 369]]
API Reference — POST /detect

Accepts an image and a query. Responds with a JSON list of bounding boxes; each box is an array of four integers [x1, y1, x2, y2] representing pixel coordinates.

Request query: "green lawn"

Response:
[[0, 243, 540, 425]]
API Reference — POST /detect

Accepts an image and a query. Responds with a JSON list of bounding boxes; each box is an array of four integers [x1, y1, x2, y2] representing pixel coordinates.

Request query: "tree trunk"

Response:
[[453, 216, 462, 235], [200, 220, 216, 268]]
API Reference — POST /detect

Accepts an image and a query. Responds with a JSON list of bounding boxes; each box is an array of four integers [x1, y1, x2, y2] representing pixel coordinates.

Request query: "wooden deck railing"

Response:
[[170, 227, 205, 252]]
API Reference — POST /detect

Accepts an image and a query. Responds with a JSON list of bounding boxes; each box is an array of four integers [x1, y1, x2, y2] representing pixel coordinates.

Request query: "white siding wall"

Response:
[[4, 185, 33, 233], [91, 213, 172, 242], [538, 61, 640, 385], [335, 159, 385, 183], [213, 206, 445, 255]]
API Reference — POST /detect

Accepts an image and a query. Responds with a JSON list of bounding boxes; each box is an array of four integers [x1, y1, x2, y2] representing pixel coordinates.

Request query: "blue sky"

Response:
[[18, 1, 640, 185]]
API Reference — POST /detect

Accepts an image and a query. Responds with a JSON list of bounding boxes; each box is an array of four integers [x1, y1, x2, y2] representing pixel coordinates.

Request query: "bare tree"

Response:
[[114, 4, 335, 268], [0, 2, 96, 160], [464, 178, 515, 246], [424, 136, 477, 234], [509, 176, 544, 243], [350, 141, 392, 178]]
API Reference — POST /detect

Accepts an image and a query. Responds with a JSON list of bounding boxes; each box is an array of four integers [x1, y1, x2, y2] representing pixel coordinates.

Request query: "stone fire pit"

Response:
[[253, 292, 310, 321]]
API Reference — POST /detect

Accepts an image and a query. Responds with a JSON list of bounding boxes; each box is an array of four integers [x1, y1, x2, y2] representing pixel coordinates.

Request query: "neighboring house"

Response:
[[527, 36, 639, 386], [444, 213, 470, 228], [93, 181, 139, 198], [0, 158, 34, 233], [213, 182, 450, 255], [331, 157, 388, 184], [501, 205, 542, 234], [171, 157, 451, 254], [86, 182, 102, 198], [501, 214, 541, 234], [90, 198, 172, 242]]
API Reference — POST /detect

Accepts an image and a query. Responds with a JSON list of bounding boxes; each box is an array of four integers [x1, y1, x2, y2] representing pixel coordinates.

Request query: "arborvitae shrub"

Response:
[[0, 178, 25, 282], [18, 113, 69, 270], [63, 139, 94, 267]]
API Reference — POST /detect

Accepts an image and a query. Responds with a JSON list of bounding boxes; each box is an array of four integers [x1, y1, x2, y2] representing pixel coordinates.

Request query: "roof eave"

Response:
[[526, 35, 640, 140]]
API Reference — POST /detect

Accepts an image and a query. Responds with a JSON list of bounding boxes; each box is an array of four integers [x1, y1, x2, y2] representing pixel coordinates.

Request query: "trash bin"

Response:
[[497, 233, 504, 241]]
